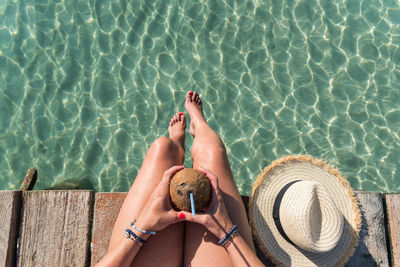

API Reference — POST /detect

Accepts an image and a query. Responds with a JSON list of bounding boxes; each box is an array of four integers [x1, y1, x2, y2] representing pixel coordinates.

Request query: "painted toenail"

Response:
[[189, 91, 193, 95], [179, 112, 183, 115]]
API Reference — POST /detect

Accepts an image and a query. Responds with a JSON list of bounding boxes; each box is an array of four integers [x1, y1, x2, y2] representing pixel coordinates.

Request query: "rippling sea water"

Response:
[[0, 0, 399, 194]]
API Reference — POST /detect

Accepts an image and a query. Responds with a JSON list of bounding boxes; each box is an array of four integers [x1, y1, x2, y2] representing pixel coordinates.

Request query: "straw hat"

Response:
[[250, 155, 361, 267]]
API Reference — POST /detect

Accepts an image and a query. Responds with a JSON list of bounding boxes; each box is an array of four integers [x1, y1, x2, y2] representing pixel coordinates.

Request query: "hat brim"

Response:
[[250, 155, 361, 267]]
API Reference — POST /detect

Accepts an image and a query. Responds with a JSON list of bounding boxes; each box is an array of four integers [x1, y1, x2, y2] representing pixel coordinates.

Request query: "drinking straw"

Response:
[[190, 192, 195, 217]]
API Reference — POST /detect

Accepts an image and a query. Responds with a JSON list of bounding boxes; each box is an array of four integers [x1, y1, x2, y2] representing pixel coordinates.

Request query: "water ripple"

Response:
[[0, 0, 399, 194]]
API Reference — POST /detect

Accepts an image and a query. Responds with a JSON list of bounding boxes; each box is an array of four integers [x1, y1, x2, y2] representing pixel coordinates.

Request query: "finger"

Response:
[[197, 167, 221, 212], [164, 165, 185, 181], [198, 166, 220, 195], [177, 210, 205, 223], [161, 165, 184, 186], [158, 165, 185, 196], [166, 210, 181, 224], [198, 166, 218, 183]]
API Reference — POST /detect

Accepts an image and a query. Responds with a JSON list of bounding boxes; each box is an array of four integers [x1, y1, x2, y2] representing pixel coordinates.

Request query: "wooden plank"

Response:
[[91, 192, 127, 267], [346, 192, 389, 266], [17, 191, 93, 267], [384, 194, 400, 267], [19, 169, 37, 191], [0, 191, 22, 267]]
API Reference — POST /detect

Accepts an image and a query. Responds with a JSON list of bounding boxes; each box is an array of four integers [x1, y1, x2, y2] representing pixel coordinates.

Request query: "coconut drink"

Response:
[[170, 168, 211, 212]]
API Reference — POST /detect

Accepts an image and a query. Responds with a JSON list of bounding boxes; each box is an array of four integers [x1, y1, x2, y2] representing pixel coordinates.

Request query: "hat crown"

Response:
[[279, 180, 344, 253]]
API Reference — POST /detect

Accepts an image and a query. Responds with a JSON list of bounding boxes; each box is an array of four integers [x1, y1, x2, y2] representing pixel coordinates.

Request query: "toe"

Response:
[[194, 93, 199, 103], [186, 91, 193, 102], [192, 92, 198, 102]]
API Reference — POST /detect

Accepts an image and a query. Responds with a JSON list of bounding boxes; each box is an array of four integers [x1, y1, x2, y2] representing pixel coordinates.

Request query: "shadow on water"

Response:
[[43, 177, 94, 191]]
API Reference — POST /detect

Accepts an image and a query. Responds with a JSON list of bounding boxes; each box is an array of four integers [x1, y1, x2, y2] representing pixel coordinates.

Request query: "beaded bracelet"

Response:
[[222, 230, 239, 248], [125, 230, 140, 245], [218, 225, 239, 247], [125, 229, 147, 244], [130, 220, 157, 235]]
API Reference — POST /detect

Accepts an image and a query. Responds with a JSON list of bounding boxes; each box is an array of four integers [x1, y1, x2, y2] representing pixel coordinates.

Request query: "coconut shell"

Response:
[[170, 168, 211, 212]]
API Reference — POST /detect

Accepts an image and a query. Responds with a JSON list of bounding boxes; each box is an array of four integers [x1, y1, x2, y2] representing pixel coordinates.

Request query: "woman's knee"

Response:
[[149, 136, 183, 162], [151, 137, 177, 153], [192, 143, 227, 162]]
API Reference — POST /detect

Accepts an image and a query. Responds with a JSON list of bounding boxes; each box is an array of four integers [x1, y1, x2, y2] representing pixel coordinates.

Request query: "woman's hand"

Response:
[[134, 165, 184, 232], [178, 167, 234, 239]]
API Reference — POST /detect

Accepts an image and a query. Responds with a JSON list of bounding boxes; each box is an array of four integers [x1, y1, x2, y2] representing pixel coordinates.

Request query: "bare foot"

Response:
[[185, 91, 206, 136], [168, 112, 186, 150]]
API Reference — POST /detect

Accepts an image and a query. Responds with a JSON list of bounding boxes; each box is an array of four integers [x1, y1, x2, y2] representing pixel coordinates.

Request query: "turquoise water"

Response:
[[0, 0, 399, 194]]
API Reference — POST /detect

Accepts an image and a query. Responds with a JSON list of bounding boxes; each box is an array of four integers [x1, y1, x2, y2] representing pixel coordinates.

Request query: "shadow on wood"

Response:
[[346, 192, 389, 266], [384, 194, 400, 267]]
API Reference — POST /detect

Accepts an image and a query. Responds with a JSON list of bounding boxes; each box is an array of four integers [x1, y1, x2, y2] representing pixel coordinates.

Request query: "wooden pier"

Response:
[[0, 175, 399, 266]]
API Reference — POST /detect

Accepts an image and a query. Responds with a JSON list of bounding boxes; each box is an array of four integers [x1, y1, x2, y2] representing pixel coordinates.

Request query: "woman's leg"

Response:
[[108, 112, 186, 267], [183, 92, 255, 267]]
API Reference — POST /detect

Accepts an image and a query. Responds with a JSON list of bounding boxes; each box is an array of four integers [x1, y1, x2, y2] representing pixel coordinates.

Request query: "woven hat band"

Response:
[[279, 181, 344, 253]]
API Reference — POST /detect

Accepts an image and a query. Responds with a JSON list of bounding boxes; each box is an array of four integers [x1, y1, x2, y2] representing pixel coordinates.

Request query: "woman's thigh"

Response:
[[108, 137, 185, 267], [184, 144, 254, 266]]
